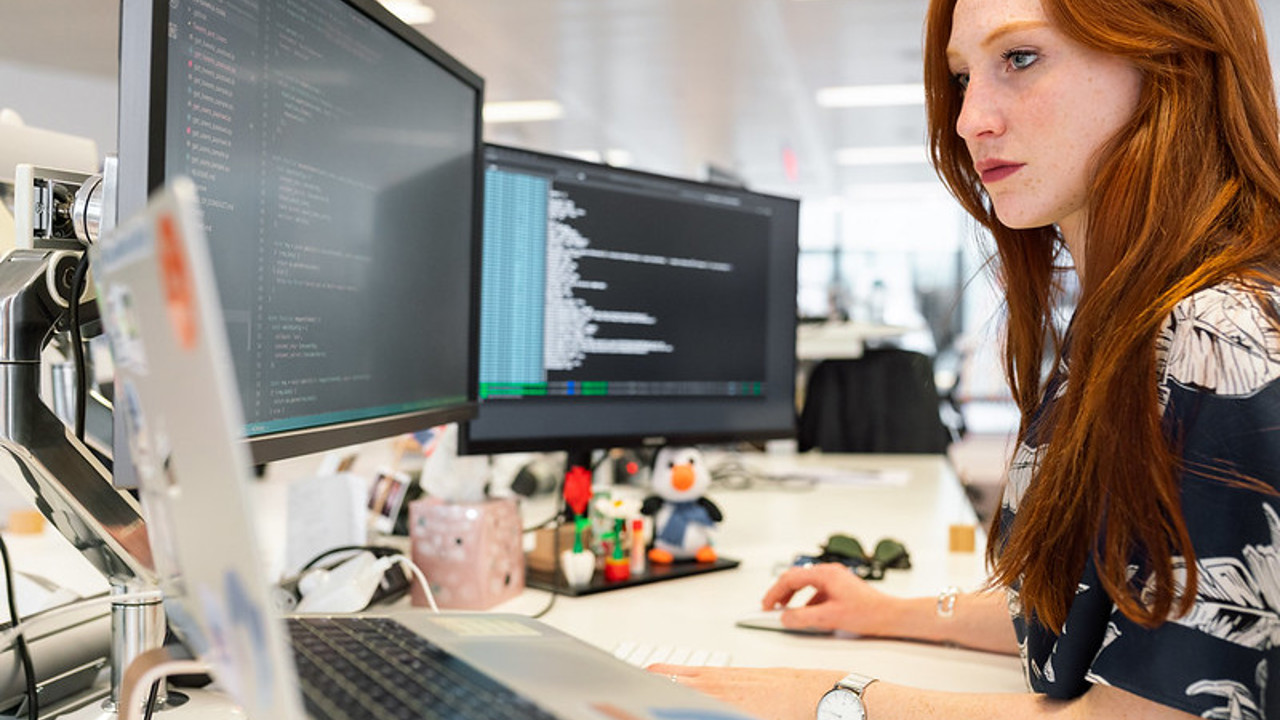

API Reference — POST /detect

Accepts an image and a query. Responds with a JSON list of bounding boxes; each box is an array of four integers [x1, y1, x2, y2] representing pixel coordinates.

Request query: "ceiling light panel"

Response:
[[816, 83, 924, 108], [483, 100, 565, 124], [835, 145, 928, 165]]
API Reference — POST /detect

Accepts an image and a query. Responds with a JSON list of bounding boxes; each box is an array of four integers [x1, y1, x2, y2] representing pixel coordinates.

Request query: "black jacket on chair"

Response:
[[797, 349, 951, 454]]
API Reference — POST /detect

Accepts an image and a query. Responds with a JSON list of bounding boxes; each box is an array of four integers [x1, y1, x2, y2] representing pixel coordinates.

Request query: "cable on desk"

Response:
[[142, 679, 161, 720], [298, 544, 401, 572], [386, 555, 438, 613], [527, 517, 560, 620], [0, 535, 39, 720], [709, 455, 818, 492], [528, 587, 558, 620], [518, 458, 568, 619]]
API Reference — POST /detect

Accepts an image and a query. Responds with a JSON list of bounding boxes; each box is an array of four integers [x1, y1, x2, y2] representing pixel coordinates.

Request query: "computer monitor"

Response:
[[117, 0, 484, 465], [462, 144, 799, 457]]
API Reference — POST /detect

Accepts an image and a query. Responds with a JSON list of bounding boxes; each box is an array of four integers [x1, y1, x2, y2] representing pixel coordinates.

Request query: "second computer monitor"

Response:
[[462, 144, 799, 455]]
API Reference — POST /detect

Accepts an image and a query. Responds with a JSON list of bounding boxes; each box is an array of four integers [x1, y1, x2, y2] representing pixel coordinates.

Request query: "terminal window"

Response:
[[480, 156, 773, 401]]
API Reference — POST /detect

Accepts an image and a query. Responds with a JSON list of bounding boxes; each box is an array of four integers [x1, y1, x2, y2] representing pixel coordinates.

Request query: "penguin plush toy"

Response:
[[642, 446, 723, 564]]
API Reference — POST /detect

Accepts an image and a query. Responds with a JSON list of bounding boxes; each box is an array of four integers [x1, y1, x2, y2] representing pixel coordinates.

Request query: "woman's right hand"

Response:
[[761, 562, 901, 637]]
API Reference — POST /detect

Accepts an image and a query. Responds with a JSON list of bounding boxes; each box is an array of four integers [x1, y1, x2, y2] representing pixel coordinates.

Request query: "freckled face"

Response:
[[946, 0, 1142, 239]]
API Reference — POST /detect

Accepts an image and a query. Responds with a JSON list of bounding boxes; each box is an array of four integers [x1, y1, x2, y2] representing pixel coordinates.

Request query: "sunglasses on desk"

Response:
[[794, 534, 911, 581]]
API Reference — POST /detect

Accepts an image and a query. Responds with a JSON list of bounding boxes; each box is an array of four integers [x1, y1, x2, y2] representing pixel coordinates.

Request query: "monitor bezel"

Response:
[[460, 143, 799, 456], [117, 0, 485, 466]]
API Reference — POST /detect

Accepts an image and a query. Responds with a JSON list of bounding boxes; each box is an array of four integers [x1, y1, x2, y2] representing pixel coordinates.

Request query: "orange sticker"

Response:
[[156, 212, 198, 350], [588, 704, 645, 720]]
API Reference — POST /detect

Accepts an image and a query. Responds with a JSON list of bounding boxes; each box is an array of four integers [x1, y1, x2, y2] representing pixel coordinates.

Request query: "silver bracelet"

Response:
[[936, 586, 959, 618]]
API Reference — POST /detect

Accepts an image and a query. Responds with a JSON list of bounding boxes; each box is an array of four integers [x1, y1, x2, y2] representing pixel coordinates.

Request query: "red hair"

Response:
[[925, 0, 1280, 630]]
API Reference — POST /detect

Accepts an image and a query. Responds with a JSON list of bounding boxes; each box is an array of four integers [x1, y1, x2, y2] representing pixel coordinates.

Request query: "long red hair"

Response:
[[924, 0, 1280, 630]]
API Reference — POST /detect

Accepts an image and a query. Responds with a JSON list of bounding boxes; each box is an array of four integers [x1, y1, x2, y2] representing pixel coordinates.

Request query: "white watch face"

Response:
[[816, 688, 866, 720]]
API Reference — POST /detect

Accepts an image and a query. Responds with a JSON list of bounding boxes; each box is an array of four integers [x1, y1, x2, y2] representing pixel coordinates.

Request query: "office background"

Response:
[[8, 0, 1280, 433]]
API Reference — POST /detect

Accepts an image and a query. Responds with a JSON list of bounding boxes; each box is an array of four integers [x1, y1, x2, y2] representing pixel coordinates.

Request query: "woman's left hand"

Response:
[[647, 663, 844, 720]]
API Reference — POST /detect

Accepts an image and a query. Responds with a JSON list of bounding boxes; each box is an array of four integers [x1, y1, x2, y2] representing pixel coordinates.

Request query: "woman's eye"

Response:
[[1003, 49, 1038, 71]]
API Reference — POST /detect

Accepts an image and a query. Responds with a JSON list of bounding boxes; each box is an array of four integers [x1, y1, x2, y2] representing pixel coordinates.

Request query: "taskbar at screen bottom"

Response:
[[245, 395, 471, 437], [479, 380, 765, 400]]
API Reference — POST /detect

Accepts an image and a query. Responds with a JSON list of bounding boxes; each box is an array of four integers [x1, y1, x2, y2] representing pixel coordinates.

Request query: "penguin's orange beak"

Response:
[[671, 464, 695, 492]]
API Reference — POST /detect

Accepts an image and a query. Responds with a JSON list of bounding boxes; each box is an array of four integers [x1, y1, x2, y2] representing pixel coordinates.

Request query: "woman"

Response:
[[650, 0, 1280, 717]]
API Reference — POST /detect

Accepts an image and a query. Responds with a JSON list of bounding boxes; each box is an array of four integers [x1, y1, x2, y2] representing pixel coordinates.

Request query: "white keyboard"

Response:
[[612, 640, 731, 668]]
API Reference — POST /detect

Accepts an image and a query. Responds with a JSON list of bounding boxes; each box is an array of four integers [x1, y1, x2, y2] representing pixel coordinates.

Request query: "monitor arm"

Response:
[[0, 245, 167, 712], [0, 247, 152, 585]]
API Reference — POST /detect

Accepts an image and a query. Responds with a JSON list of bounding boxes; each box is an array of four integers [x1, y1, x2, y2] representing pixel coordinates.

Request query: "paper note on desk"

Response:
[[283, 473, 367, 575], [774, 466, 909, 486]]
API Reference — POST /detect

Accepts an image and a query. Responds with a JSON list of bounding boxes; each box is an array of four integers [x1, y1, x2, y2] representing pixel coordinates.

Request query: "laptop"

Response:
[[91, 177, 757, 720]]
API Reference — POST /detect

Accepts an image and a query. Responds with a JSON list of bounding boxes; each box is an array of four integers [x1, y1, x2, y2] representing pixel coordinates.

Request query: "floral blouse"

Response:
[[1001, 282, 1280, 719]]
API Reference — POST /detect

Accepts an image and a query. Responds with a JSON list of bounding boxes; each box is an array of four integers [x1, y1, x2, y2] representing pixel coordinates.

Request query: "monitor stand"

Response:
[[526, 448, 739, 597], [0, 247, 172, 715]]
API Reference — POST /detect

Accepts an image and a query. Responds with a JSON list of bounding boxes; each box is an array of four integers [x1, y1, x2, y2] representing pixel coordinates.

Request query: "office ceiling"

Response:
[[1, 0, 935, 206], [14, 0, 1280, 207], [424, 0, 937, 201]]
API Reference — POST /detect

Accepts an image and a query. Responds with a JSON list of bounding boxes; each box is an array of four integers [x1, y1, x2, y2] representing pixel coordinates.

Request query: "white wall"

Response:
[[1, 61, 117, 165]]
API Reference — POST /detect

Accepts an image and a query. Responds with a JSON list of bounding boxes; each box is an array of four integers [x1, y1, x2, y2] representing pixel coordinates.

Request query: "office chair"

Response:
[[797, 348, 952, 454]]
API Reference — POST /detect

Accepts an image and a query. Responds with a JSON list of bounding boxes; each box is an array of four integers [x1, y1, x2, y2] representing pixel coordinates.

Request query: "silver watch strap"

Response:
[[835, 671, 878, 696]]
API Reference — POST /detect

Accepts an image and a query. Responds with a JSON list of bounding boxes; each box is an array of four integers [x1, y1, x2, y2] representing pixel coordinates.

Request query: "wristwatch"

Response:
[[815, 672, 877, 720]]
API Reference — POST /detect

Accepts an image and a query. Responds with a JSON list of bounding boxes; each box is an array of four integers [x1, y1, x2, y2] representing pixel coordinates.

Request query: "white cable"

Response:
[[390, 555, 438, 613]]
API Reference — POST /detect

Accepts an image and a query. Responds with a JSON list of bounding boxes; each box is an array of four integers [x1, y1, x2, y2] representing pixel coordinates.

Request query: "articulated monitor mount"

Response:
[[0, 163, 169, 716]]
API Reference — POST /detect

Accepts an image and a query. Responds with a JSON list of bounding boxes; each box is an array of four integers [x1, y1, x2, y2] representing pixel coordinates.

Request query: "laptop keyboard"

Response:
[[288, 616, 558, 720]]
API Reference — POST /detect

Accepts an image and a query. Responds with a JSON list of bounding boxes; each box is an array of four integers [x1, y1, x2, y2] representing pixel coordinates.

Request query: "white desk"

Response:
[[10, 451, 1025, 717], [493, 453, 1025, 694]]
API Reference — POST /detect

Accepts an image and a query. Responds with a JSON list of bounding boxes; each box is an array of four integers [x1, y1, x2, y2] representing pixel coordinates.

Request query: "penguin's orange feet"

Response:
[[648, 548, 675, 564], [694, 546, 718, 563]]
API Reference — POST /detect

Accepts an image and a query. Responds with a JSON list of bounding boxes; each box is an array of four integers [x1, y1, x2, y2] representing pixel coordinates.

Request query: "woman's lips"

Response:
[[979, 162, 1024, 184]]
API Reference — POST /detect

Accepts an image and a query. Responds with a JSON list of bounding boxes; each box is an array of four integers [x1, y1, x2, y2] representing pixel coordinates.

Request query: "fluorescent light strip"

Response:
[[835, 145, 929, 166], [564, 150, 602, 163], [604, 149, 633, 167], [564, 149, 633, 167], [380, 0, 435, 25], [483, 100, 564, 124], [816, 83, 924, 108]]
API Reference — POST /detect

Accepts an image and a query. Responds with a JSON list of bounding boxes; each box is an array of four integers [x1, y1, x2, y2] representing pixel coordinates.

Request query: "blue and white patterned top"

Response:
[[1002, 281, 1280, 718]]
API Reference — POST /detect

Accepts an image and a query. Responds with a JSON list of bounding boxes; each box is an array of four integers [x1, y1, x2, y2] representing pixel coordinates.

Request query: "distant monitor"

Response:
[[117, 0, 483, 465], [462, 144, 799, 455]]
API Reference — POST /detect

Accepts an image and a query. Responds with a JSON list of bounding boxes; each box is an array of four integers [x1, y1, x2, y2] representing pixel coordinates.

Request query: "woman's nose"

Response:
[[955, 79, 1005, 142]]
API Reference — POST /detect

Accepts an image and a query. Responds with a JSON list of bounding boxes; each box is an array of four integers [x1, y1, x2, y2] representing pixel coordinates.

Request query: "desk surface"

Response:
[[5, 451, 1026, 707], [493, 452, 1024, 694]]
